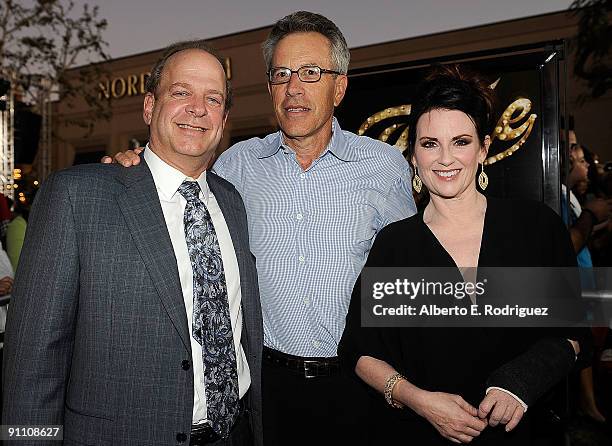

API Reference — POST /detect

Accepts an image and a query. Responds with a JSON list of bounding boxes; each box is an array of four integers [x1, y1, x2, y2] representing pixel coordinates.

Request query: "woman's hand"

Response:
[[478, 389, 525, 432], [354, 356, 486, 443], [406, 387, 487, 443]]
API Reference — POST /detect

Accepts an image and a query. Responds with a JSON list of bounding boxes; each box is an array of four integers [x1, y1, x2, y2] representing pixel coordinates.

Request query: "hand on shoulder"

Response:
[[101, 147, 144, 167]]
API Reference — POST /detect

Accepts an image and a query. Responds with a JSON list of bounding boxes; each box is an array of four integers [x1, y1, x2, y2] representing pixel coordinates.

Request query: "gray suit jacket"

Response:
[[2, 159, 263, 446]]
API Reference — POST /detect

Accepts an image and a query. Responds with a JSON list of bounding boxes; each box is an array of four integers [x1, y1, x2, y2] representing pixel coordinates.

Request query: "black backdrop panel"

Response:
[[336, 43, 564, 208]]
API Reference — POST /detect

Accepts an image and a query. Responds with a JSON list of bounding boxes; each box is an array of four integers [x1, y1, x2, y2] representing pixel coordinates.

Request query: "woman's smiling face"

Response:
[[412, 108, 489, 200]]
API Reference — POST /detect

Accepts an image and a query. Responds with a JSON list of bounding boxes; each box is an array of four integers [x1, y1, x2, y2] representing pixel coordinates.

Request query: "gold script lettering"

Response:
[[484, 98, 537, 166], [358, 105, 411, 149], [224, 57, 232, 80], [127, 75, 138, 96], [111, 78, 126, 98], [140, 72, 149, 94], [355, 80, 537, 164], [98, 80, 110, 100], [97, 72, 151, 100]]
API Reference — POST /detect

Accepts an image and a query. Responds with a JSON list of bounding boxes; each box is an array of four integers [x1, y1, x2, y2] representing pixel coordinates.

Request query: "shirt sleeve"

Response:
[[212, 145, 243, 191], [379, 160, 416, 229], [485, 336, 577, 407]]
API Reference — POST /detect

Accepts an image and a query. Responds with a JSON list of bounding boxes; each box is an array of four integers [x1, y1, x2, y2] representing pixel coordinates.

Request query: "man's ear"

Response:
[[143, 93, 155, 125], [222, 110, 229, 129], [333, 75, 348, 107]]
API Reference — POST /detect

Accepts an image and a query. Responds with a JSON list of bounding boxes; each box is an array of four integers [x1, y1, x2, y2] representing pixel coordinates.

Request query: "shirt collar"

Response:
[[144, 144, 209, 202], [256, 117, 358, 162]]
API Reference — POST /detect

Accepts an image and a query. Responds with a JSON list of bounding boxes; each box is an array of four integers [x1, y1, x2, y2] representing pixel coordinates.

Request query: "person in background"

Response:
[[5, 198, 29, 271], [0, 240, 13, 414], [576, 145, 612, 266], [567, 143, 612, 425], [563, 144, 611, 270], [0, 241, 13, 338], [0, 194, 12, 248]]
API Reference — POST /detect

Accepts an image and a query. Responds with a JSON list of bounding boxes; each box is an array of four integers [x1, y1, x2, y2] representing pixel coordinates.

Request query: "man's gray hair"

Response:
[[145, 39, 232, 111], [262, 11, 350, 74]]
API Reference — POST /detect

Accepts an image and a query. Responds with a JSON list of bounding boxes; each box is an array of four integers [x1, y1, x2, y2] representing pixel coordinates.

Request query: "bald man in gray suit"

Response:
[[2, 40, 263, 446]]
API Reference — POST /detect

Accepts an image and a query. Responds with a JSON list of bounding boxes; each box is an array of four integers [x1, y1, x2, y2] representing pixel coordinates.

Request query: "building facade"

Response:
[[53, 11, 612, 171]]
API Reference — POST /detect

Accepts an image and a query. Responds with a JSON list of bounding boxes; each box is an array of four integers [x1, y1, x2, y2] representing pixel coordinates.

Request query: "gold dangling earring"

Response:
[[478, 162, 488, 190], [412, 166, 422, 193]]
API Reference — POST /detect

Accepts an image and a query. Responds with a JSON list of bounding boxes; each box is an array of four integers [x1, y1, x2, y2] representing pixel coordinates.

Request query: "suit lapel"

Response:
[[115, 161, 191, 353]]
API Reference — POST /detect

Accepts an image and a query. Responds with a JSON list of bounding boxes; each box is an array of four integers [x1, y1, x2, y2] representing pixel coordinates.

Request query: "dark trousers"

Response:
[[262, 358, 369, 446], [198, 410, 253, 446]]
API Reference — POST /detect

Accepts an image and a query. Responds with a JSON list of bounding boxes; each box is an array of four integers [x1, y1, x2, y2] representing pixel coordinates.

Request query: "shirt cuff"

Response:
[[566, 339, 578, 362], [486, 387, 528, 412]]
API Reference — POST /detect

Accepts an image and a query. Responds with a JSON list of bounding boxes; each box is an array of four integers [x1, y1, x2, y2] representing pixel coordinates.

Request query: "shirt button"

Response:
[[181, 359, 190, 370], [176, 432, 187, 443], [296, 213, 303, 220], [303, 297, 310, 305], [300, 173, 306, 179], [312, 340, 321, 348], [298, 255, 305, 262]]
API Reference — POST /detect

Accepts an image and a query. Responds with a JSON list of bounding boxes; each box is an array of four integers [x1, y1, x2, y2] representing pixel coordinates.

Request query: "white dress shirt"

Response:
[[145, 147, 250, 424]]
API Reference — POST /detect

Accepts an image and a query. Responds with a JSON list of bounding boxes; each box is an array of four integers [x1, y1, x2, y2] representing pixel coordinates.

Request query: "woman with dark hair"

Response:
[[339, 65, 582, 445]]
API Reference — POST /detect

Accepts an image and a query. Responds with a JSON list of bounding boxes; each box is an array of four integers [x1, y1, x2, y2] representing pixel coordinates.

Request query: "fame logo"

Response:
[[356, 79, 537, 166]]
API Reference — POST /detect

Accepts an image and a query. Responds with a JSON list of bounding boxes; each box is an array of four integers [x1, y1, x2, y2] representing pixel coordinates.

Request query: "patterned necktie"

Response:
[[178, 180, 239, 438]]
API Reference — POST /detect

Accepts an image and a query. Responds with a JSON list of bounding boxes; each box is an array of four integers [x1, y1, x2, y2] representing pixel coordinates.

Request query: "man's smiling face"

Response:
[[268, 32, 347, 150], [143, 48, 227, 173]]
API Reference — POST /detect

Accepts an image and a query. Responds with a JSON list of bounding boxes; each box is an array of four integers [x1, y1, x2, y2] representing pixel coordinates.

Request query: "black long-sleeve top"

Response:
[[339, 198, 585, 445]]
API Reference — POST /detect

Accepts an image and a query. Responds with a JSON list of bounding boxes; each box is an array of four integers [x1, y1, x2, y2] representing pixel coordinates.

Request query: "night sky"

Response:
[[71, 0, 572, 61]]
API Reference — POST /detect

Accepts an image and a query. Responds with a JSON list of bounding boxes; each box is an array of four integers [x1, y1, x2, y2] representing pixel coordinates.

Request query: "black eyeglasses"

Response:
[[267, 65, 342, 85]]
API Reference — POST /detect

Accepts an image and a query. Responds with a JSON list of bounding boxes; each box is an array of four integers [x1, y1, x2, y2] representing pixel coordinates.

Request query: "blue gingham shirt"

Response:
[[213, 118, 416, 357]]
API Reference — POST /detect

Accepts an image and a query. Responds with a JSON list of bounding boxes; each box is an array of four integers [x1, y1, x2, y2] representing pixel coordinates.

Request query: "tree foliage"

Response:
[[570, 0, 612, 98], [0, 0, 110, 132]]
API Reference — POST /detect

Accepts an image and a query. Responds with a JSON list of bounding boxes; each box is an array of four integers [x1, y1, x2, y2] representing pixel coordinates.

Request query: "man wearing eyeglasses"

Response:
[[215, 12, 416, 444], [110, 11, 416, 444]]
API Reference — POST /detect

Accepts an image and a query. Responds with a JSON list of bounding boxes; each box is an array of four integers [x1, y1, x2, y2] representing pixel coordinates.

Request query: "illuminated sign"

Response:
[[98, 73, 149, 100], [97, 57, 232, 101], [356, 79, 537, 166]]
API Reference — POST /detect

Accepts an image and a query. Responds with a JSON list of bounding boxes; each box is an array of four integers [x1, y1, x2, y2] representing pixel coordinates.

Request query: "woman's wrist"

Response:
[[394, 379, 427, 413]]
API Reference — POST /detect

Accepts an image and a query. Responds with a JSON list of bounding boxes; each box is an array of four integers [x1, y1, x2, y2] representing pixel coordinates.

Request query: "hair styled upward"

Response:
[[145, 39, 232, 112], [407, 64, 496, 167], [262, 11, 350, 74]]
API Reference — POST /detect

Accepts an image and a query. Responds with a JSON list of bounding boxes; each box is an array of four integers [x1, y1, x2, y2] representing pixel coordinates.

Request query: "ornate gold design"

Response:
[[358, 105, 411, 149], [483, 98, 537, 166], [356, 80, 537, 164], [378, 123, 409, 146]]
